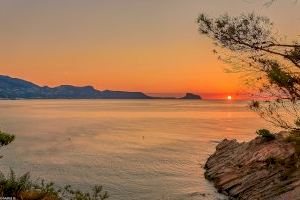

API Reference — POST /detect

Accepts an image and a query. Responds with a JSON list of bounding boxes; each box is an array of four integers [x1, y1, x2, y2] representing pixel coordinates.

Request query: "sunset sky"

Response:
[[0, 0, 299, 99]]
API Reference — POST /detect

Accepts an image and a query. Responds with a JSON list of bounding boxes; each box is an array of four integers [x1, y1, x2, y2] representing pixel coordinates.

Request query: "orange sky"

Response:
[[0, 0, 299, 99]]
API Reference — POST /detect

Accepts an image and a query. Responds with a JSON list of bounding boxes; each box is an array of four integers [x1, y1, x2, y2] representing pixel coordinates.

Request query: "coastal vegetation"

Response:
[[0, 130, 109, 200], [197, 6, 300, 131], [0, 131, 15, 146], [256, 129, 276, 141]]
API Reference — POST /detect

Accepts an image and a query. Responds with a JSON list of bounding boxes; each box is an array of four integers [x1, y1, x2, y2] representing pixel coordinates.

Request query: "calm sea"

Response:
[[0, 100, 268, 200]]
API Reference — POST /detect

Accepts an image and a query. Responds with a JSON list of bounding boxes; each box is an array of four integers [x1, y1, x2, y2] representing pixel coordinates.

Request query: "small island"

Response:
[[180, 93, 202, 100]]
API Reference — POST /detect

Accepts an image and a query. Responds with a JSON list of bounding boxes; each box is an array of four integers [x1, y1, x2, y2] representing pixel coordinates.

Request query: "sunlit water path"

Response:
[[0, 100, 268, 200]]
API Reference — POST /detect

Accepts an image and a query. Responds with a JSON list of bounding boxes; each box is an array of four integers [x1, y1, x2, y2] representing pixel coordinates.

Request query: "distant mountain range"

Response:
[[0, 75, 202, 100]]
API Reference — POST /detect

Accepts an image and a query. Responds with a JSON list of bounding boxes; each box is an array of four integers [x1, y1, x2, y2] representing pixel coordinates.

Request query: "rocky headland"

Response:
[[205, 132, 300, 200]]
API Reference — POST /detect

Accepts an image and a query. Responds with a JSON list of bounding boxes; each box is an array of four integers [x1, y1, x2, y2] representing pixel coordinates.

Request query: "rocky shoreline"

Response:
[[204, 132, 300, 200]]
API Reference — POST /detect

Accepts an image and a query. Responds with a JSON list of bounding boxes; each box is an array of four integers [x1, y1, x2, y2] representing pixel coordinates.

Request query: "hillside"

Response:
[[0, 75, 201, 100]]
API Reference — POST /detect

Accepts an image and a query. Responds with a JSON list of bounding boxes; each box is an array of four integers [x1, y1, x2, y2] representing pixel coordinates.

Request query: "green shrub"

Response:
[[0, 169, 109, 200], [0, 131, 15, 146], [59, 184, 109, 200], [0, 168, 31, 197], [256, 129, 276, 141]]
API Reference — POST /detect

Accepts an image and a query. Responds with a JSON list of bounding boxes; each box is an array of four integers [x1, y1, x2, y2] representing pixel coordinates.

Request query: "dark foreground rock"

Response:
[[205, 133, 300, 200]]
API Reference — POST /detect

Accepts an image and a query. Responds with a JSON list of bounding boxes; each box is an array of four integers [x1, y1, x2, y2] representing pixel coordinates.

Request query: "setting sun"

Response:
[[227, 95, 232, 100]]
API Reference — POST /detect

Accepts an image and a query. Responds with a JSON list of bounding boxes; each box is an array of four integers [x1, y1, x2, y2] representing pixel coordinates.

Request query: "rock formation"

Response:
[[205, 133, 300, 199], [180, 93, 202, 100]]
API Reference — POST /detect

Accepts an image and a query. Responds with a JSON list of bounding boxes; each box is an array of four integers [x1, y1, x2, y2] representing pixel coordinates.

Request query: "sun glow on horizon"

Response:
[[227, 95, 232, 100]]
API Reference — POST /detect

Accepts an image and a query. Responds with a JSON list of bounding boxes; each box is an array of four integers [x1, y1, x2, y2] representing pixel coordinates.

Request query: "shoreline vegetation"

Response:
[[204, 131, 300, 199], [0, 130, 109, 200]]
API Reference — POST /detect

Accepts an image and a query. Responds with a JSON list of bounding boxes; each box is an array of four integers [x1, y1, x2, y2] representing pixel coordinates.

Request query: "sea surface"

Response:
[[0, 100, 268, 200]]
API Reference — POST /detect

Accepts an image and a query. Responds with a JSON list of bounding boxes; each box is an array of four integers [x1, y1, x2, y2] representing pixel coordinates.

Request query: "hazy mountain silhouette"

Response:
[[0, 75, 201, 100]]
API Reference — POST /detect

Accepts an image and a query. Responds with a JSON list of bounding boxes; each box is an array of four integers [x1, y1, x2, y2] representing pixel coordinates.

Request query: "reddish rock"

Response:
[[205, 134, 300, 199]]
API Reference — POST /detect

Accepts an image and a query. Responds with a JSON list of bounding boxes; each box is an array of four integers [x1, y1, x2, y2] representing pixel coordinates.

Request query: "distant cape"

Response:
[[0, 75, 202, 100]]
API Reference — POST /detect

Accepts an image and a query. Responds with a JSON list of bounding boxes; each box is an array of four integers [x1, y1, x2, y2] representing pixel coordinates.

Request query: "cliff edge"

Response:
[[204, 132, 300, 200]]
